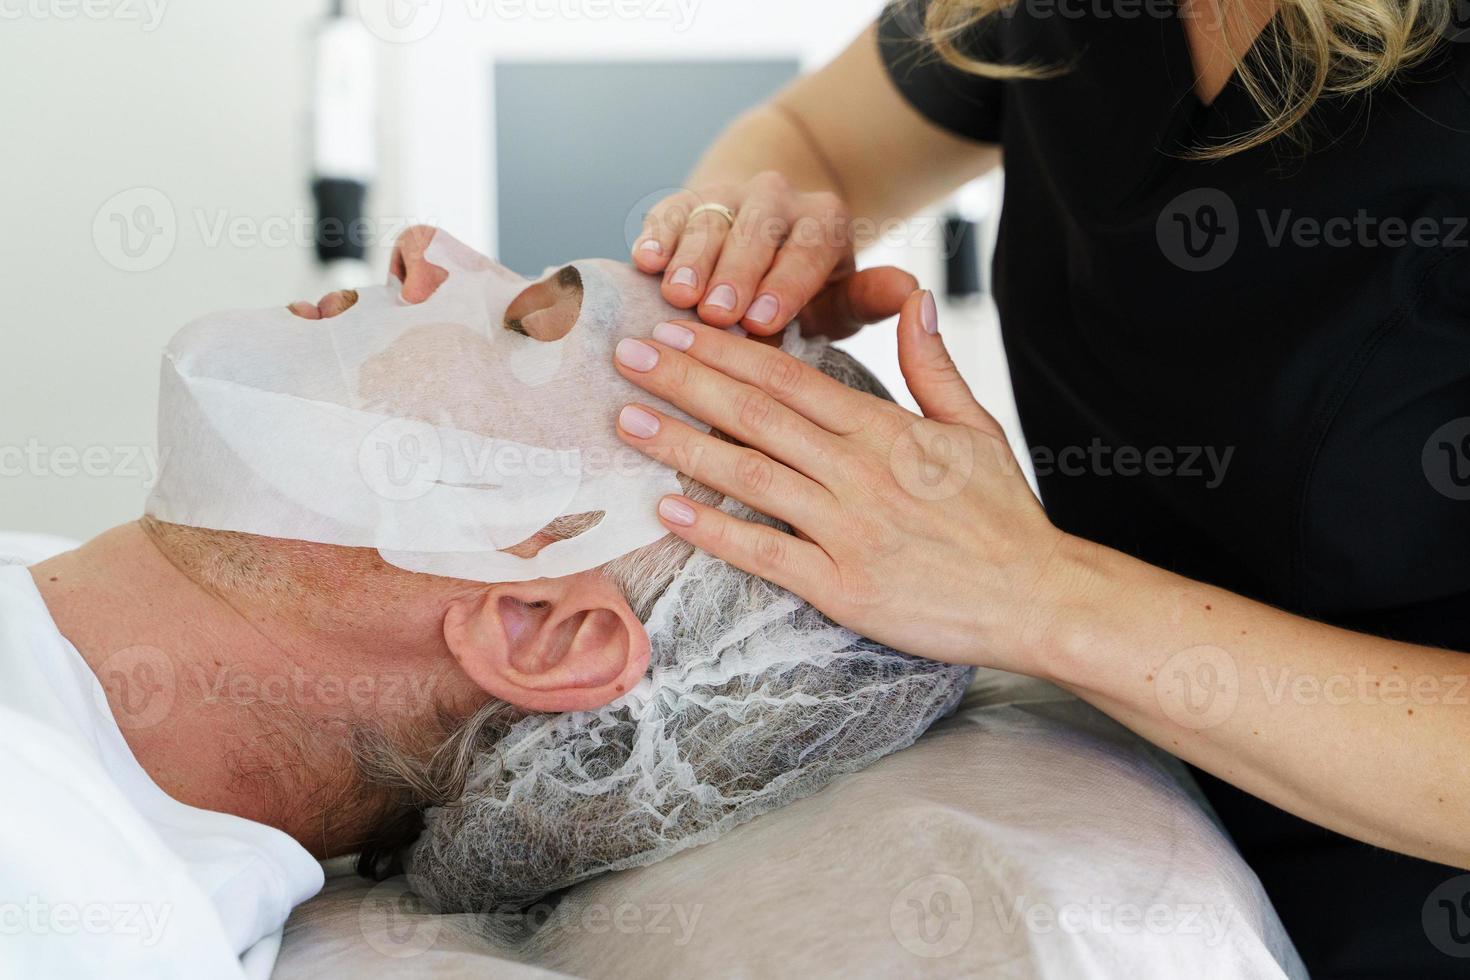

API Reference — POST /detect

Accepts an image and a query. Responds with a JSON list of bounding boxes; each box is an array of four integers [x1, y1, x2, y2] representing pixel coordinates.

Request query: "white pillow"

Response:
[[276, 672, 1306, 979]]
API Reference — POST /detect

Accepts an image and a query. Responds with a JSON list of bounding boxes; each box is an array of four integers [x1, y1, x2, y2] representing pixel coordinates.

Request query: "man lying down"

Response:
[[2, 226, 971, 976]]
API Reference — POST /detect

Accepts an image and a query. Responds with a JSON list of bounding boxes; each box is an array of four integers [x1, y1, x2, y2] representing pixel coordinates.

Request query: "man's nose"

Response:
[[389, 224, 450, 303]]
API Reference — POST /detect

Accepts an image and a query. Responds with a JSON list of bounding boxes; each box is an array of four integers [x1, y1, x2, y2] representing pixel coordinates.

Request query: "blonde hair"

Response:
[[919, 0, 1455, 156]]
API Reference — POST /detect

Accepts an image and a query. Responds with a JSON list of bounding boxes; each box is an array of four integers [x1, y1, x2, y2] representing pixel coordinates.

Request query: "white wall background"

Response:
[[0, 1, 328, 538], [0, 0, 1019, 542]]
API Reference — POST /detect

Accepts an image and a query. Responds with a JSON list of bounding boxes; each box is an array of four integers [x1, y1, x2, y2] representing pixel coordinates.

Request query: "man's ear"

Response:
[[442, 569, 649, 713]]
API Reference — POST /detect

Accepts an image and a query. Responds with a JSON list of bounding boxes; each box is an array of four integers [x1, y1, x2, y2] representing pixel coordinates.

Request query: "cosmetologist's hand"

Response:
[[611, 288, 1075, 672], [630, 172, 915, 340]]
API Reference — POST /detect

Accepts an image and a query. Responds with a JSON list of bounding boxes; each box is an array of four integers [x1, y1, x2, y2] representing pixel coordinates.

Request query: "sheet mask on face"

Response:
[[146, 230, 696, 582]]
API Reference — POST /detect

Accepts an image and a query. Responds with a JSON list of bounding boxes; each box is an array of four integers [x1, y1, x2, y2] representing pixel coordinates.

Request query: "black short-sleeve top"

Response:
[[878, 2, 1470, 975]]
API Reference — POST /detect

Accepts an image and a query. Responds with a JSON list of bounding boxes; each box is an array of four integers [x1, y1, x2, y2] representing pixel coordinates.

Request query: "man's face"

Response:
[[188, 227, 678, 446], [148, 225, 697, 584]]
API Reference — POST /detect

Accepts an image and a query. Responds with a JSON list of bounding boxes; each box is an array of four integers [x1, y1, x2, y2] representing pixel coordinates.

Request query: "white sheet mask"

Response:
[[146, 230, 695, 582]]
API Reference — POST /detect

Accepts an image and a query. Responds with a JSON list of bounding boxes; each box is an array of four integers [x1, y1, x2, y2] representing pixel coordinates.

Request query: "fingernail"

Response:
[[619, 405, 661, 438], [653, 321, 695, 351], [705, 283, 737, 311], [671, 266, 698, 289], [615, 337, 660, 372], [747, 293, 779, 325], [920, 290, 939, 335], [658, 495, 697, 527], [287, 301, 315, 318], [637, 239, 663, 255]]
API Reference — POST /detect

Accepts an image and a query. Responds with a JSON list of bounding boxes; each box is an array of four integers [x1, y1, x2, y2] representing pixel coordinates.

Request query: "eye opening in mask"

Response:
[[503, 265, 584, 342]]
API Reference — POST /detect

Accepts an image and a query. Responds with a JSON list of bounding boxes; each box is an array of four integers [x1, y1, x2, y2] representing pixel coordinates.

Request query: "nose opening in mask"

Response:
[[502, 265, 584, 342]]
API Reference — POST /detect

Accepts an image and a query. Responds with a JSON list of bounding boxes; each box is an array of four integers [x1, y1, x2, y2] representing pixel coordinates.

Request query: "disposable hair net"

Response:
[[405, 483, 975, 926], [146, 230, 696, 582]]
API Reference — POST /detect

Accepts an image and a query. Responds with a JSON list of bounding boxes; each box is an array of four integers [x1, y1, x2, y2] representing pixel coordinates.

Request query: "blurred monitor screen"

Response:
[[493, 59, 799, 276]]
